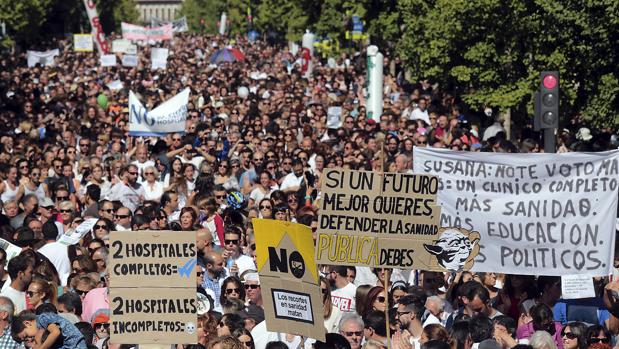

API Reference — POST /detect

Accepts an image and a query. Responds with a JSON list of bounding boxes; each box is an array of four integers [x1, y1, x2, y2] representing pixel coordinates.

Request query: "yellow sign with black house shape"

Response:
[[253, 219, 325, 341]]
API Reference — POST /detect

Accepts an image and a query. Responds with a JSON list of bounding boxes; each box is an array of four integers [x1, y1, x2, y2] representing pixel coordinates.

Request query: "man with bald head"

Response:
[[202, 251, 227, 312], [196, 228, 215, 260]]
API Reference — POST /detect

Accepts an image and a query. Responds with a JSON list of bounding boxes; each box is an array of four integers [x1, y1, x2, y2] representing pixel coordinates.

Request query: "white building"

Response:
[[136, 0, 184, 23]]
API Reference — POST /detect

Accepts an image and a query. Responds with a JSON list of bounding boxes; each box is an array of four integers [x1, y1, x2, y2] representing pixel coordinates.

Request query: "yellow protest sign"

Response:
[[253, 219, 325, 341]]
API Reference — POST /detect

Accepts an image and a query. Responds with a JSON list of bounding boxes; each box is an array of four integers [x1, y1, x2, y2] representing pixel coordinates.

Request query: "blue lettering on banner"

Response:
[[131, 104, 156, 126]]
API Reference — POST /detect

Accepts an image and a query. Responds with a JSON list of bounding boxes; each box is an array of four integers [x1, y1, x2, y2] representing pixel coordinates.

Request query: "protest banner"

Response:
[[129, 88, 189, 136], [109, 231, 196, 344], [73, 34, 93, 52], [151, 16, 189, 33], [253, 219, 325, 341], [122, 54, 138, 67], [413, 148, 619, 276], [122, 22, 173, 41], [151, 47, 169, 70], [100, 54, 117, 67], [112, 39, 137, 54], [314, 169, 477, 271], [82, 0, 109, 54], [26, 49, 59, 68]]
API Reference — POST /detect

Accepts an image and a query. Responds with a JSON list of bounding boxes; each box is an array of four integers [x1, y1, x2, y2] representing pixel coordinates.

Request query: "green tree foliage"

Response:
[[398, 0, 618, 128], [0, 0, 53, 46], [255, 0, 309, 41], [97, 0, 140, 33], [180, 0, 224, 34]]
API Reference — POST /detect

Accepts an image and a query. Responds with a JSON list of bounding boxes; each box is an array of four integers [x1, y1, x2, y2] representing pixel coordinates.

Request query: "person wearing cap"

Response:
[[243, 273, 262, 308], [91, 310, 109, 345], [37, 197, 56, 225], [238, 304, 265, 331]]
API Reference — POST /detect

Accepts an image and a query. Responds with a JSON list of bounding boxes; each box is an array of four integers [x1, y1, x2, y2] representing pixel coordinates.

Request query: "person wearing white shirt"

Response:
[[141, 166, 164, 202], [331, 266, 357, 313], [280, 160, 304, 193], [410, 98, 431, 125]]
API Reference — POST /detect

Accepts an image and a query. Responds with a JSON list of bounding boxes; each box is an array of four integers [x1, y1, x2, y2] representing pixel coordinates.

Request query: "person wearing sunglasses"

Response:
[[108, 164, 144, 213], [339, 314, 365, 349], [92, 311, 111, 344], [27, 277, 57, 311], [222, 227, 254, 277], [257, 198, 273, 219], [586, 325, 611, 347], [559, 322, 587, 349], [219, 276, 246, 310], [142, 165, 163, 202], [233, 328, 255, 349], [361, 286, 387, 319], [91, 218, 113, 240], [243, 273, 263, 308]]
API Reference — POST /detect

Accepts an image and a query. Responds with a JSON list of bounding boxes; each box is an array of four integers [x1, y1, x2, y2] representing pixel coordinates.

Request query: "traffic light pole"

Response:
[[544, 128, 556, 153]]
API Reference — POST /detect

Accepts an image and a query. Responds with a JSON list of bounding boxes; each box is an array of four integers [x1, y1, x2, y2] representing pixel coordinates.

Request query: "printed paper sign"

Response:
[[0, 238, 22, 264], [413, 148, 619, 276], [122, 54, 138, 67], [100, 54, 117, 67], [73, 34, 93, 52], [58, 218, 98, 245], [272, 289, 314, 323], [327, 106, 342, 129], [561, 275, 596, 299], [129, 88, 189, 136], [253, 219, 325, 341], [151, 47, 168, 70], [112, 39, 137, 54]]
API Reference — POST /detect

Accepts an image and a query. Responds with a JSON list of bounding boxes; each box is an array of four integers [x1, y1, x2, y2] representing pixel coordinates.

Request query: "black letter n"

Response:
[[268, 247, 288, 273]]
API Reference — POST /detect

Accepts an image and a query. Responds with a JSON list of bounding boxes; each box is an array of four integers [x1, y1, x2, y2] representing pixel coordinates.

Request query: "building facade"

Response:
[[135, 0, 184, 24]]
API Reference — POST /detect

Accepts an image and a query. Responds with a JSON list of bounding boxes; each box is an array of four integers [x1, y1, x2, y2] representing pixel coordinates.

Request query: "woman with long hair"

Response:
[[355, 284, 373, 318], [0, 165, 22, 202], [560, 322, 588, 349], [257, 198, 274, 219], [91, 217, 113, 239], [220, 276, 246, 308], [420, 324, 451, 345], [164, 157, 183, 188], [362, 286, 387, 319], [497, 274, 537, 320], [586, 325, 611, 347], [214, 159, 240, 191], [233, 328, 255, 349], [27, 277, 58, 310], [320, 277, 343, 333]]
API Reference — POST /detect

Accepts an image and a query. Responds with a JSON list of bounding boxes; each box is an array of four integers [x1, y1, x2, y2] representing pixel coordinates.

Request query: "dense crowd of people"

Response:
[[0, 31, 617, 349]]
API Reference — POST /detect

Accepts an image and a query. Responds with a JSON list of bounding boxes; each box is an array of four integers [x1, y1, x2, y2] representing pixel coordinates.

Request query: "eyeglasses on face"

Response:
[[224, 239, 239, 245], [115, 214, 130, 219], [341, 331, 362, 337], [244, 284, 259, 290], [259, 205, 272, 210], [226, 288, 240, 294]]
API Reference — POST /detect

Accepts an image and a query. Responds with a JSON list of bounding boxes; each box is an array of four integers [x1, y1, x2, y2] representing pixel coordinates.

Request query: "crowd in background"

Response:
[[0, 33, 618, 349]]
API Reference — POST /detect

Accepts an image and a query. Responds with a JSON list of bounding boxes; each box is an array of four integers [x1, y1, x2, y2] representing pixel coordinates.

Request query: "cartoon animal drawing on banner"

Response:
[[424, 227, 481, 272]]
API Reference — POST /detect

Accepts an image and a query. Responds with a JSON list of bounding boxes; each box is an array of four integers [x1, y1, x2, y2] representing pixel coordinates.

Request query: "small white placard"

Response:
[[561, 274, 596, 299]]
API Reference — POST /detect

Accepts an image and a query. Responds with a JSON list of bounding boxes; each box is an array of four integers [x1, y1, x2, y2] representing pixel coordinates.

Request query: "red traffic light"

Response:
[[543, 75, 557, 89]]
